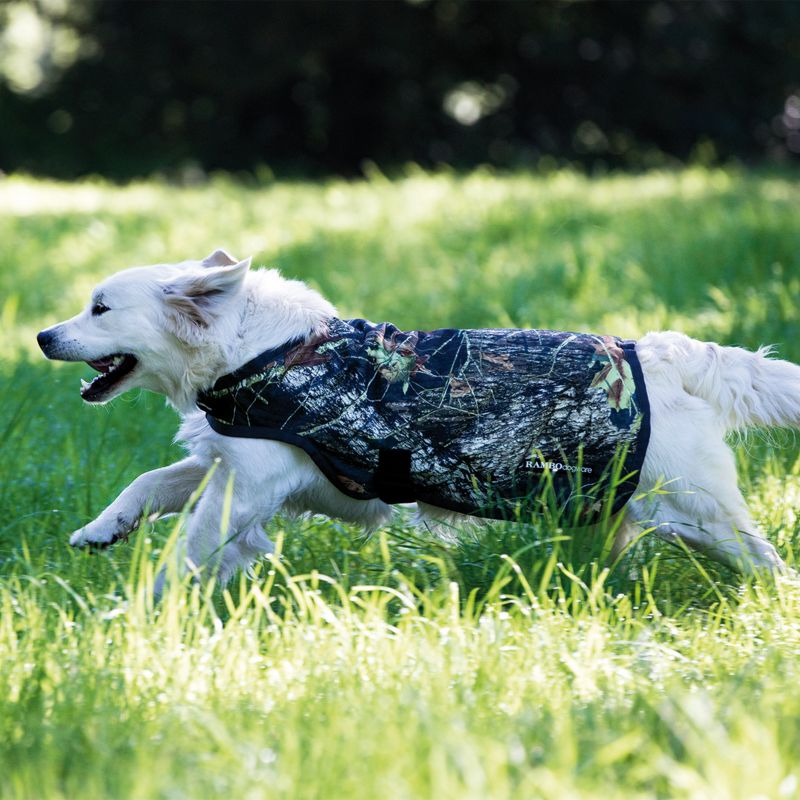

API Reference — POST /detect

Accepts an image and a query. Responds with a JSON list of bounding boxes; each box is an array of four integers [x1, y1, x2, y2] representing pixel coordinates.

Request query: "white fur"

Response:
[[38, 252, 799, 588]]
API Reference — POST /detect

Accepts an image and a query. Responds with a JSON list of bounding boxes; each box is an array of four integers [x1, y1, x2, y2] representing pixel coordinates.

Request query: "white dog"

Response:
[[37, 250, 800, 588]]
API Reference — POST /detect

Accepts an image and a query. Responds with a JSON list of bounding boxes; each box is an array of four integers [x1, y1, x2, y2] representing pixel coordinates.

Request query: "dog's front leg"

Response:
[[69, 456, 210, 548], [154, 441, 322, 595], [181, 467, 273, 586], [153, 455, 286, 593]]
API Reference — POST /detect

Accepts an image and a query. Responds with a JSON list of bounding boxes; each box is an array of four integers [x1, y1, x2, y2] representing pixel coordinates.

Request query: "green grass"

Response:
[[2, 166, 800, 799]]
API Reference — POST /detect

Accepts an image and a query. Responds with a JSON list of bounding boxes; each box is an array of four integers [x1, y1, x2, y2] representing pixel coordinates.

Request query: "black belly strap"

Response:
[[374, 448, 415, 504]]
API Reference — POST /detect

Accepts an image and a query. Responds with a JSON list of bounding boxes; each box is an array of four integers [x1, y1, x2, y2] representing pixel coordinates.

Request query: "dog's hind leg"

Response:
[[626, 492, 785, 574], [625, 425, 785, 575], [628, 340, 787, 575], [609, 517, 643, 564]]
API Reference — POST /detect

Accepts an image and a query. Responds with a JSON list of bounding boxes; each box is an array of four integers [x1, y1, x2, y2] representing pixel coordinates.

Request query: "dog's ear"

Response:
[[160, 258, 251, 339], [201, 248, 238, 268]]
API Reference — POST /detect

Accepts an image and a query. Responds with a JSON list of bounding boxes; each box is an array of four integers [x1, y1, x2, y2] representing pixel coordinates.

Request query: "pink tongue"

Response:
[[88, 358, 114, 372]]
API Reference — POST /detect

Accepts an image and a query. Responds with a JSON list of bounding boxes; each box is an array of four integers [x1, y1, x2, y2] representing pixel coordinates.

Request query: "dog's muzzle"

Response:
[[37, 328, 57, 358]]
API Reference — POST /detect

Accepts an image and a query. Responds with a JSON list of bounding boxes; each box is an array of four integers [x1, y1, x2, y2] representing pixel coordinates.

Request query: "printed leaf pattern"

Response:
[[366, 325, 430, 393], [480, 352, 514, 371], [283, 331, 343, 369], [590, 335, 637, 412]]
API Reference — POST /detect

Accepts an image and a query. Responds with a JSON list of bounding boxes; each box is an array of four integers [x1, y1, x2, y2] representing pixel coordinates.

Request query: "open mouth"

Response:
[[81, 354, 138, 402]]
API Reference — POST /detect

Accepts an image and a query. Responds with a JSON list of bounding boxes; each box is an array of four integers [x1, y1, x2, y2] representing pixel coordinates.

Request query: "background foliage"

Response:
[[1, 0, 800, 179]]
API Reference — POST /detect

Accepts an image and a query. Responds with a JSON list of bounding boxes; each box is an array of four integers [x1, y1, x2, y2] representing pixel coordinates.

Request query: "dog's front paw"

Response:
[[69, 523, 127, 549]]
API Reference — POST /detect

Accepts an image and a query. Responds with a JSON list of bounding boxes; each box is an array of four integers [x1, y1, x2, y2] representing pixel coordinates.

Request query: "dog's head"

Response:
[[37, 249, 250, 405]]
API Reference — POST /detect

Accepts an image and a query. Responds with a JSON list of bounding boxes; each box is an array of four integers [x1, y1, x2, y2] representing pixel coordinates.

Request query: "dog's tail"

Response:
[[639, 331, 800, 432]]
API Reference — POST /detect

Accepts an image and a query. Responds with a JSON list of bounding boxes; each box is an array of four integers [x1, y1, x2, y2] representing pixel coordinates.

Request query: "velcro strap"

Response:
[[374, 449, 415, 504]]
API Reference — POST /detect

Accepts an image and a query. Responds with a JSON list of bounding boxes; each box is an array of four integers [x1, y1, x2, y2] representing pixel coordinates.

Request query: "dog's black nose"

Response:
[[37, 329, 54, 354]]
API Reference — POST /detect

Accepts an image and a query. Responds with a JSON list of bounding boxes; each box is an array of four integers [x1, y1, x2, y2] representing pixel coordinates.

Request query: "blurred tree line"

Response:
[[1, 0, 798, 180]]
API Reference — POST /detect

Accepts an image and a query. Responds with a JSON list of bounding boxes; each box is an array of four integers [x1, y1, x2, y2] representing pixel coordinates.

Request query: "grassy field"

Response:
[[2, 166, 800, 799]]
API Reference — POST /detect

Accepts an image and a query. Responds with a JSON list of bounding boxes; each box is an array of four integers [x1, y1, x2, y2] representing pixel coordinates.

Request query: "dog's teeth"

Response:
[[112, 356, 123, 367], [81, 378, 91, 390]]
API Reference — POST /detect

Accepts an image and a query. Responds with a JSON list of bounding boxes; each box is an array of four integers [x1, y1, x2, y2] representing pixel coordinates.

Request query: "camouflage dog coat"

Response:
[[197, 318, 650, 522]]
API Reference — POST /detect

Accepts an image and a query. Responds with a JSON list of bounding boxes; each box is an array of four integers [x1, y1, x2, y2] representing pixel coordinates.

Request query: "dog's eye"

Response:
[[91, 302, 110, 316]]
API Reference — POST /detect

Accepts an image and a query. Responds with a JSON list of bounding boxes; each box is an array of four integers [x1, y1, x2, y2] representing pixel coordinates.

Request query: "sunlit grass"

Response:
[[4, 166, 800, 357], [4, 532, 800, 799], [2, 167, 800, 798]]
